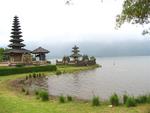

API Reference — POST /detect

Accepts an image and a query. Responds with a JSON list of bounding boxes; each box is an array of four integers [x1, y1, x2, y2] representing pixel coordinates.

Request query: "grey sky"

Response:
[[0, 0, 149, 49]]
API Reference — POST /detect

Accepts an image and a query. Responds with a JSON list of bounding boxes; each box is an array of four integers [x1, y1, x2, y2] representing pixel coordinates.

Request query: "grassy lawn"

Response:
[[0, 65, 150, 113]]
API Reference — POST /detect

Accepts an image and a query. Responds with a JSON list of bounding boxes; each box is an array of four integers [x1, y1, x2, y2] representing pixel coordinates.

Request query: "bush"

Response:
[[16, 64, 24, 67], [147, 95, 150, 103], [126, 97, 136, 107], [67, 95, 73, 102], [110, 93, 119, 106], [56, 70, 62, 75], [39, 90, 49, 101], [92, 96, 100, 106], [135, 95, 148, 104], [21, 87, 25, 92], [123, 94, 128, 104], [59, 95, 65, 103], [35, 90, 39, 95], [0, 65, 57, 76]]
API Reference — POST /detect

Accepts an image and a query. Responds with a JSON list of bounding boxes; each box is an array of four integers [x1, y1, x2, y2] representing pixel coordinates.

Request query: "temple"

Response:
[[2, 16, 50, 66], [5, 16, 31, 64], [32, 47, 49, 61], [70, 45, 82, 62], [56, 45, 96, 66]]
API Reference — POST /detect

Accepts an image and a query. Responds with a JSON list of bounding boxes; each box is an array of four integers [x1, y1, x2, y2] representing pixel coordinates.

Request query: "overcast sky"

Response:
[[0, 0, 149, 48]]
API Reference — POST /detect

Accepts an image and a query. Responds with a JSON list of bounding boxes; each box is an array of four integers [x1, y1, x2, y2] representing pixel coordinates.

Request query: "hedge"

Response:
[[0, 65, 57, 76]]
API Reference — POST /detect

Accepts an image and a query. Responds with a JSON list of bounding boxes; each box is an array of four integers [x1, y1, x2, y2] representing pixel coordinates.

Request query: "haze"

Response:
[[0, 0, 149, 57]]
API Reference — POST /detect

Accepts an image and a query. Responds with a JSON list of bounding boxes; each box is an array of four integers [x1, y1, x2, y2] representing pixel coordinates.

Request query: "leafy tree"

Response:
[[0, 48, 9, 62], [0, 48, 4, 62], [116, 0, 150, 35]]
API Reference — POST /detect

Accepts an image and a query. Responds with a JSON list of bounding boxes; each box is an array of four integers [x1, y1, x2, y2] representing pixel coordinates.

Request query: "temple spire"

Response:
[[8, 16, 25, 49], [70, 45, 82, 61]]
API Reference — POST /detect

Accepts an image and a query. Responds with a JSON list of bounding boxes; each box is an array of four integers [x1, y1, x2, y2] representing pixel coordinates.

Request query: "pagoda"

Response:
[[70, 45, 82, 62], [32, 47, 49, 61], [6, 16, 31, 63]]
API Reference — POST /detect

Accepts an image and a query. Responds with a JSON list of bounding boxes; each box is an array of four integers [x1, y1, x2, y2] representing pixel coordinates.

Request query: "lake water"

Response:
[[48, 56, 150, 100]]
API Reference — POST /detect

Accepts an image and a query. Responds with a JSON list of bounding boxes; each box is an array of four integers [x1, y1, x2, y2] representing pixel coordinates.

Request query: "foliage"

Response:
[[56, 70, 62, 75], [92, 96, 100, 106], [39, 90, 49, 101], [15, 64, 25, 67], [67, 95, 73, 101], [0, 65, 57, 76], [123, 94, 129, 104], [0, 48, 5, 62], [116, 0, 150, 35], [126, 97, 136, 107], [59, 95, 66, 103], [110, 93, 119, 106], [21, 87, 25, 92], [135, 95, 149, 104], [82, 55, 89, 61]]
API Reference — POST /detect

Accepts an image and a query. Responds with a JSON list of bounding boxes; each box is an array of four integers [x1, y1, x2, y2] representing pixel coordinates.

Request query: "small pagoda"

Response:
[[32, 47, 49, 61], [70, 45, 82, 62], [5, 16, 31, 64]]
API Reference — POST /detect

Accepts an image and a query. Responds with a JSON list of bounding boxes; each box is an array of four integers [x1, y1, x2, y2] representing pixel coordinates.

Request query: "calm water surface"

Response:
[[48, 56, 150, 100]]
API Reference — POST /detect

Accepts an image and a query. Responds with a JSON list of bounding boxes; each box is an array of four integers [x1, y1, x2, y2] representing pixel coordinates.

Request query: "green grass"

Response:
[[0, 65, 149, 113]]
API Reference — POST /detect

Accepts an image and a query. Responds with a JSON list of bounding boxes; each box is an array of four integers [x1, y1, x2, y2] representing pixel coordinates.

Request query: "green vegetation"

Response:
[[38, 90, 49, 101], [56, 70, 62, 75], [0, 65, 57, 76], [116, 0, 150, 35], [92, 96, 100, 106], [123, 94, 128, 104], [57, 64, 100, 74], [59, 95, 66, 103], [126, 97, 136, 107], [67, 95, 73, 102], [110, 93, 119, 106], [0, 48, 4, 62]]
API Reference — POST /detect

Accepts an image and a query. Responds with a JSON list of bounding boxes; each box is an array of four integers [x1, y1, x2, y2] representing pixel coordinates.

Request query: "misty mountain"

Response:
[[22, 39, 150, 58]]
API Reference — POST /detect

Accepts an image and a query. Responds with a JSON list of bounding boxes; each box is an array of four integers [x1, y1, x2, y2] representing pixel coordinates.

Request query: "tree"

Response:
[[116, 0, 150, 35], [0, 48, 4, 62]]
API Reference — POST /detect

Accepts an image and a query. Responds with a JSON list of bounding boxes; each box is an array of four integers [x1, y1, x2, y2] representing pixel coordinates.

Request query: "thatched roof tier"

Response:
[[10, 39, 24, 42], [8, 43, 25, 48], [5, 49, 31, 54], [72, 50, 80, 53], [10, 35, 23, 38], [32, 47, 49, 54], [11, 31, 22, 34], [72, 45, 79, 50], [70, 53, 82, 58]]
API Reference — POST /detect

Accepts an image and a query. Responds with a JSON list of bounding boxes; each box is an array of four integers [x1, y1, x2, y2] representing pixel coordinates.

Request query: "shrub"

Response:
[[123, 94, 128, 104], [135, 95, 148, 104], [92, 96, 100, 106], [35, 90, 39, 95], [147, 95, 150, 103], [67, 95, 73, 102], [110, 93, 119, 106], [126, 97, 136, 107], [21, 87, 25, 92], [56, 70, 62, 75], [59, 95, 65, 103], [0, 65, 57, 76], [39, 90, 49, 101], [16, 64, 24, 67]]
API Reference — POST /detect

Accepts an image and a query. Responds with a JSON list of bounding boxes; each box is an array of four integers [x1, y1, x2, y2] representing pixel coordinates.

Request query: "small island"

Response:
[[56, 45, 96, 66]]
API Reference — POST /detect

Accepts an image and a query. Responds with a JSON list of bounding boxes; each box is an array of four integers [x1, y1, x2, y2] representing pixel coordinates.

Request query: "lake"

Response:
[[48, 56, 150, 100]]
